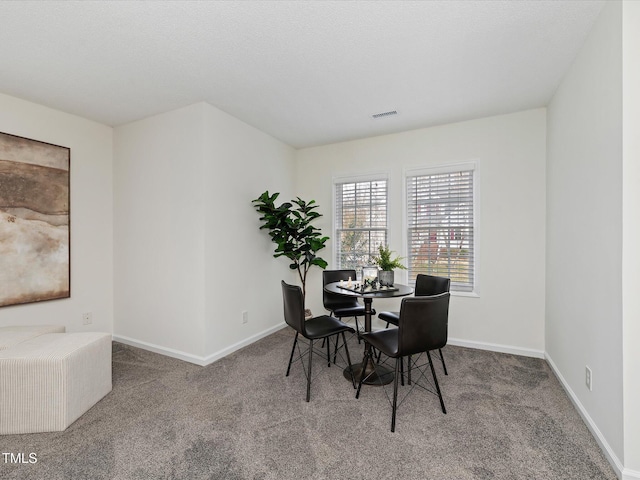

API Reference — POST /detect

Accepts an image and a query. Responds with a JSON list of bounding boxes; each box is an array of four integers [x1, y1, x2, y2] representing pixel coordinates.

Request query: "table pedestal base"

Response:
[[343, 360, 394, 386]]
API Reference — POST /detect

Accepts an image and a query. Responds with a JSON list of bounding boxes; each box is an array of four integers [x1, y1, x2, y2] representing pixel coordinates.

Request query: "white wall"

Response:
[[114, 102, 295, 362], [296, 109, 547, 355], [0, 93, 113, 334], [622, 0, 640, 474], [202, 103, 296, 357], [114, 103, 207, 356], [546, 0, 624, 470]]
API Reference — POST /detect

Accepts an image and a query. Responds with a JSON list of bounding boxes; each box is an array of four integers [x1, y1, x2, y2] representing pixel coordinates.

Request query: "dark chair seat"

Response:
[[333, 305, 376, 317], [304, 315, 354, 339], [378, 311, 399, 325], [361, 328, 399, 357]]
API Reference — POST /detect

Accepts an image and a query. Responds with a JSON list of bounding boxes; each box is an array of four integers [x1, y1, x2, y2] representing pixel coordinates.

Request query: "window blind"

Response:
[[335, 179, 387, 269], [406, 168, 475, 292]]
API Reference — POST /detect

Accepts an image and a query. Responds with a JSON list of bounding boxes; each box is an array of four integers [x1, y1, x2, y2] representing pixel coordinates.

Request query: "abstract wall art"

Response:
[[0, 132, 70, 307]]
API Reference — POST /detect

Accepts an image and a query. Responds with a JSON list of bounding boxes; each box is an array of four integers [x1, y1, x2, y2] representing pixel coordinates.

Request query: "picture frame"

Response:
[[0, 131, 70, 307]]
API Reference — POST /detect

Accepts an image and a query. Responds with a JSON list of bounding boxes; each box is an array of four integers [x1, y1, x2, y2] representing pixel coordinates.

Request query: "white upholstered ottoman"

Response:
[[0, 332, 112, 434], [0, 325, 65, 351]]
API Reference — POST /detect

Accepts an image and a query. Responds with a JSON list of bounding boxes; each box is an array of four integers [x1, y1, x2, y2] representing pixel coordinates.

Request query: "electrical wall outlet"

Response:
[[242, 311, 248, 325], [82, 312, 93, 325], [585, 366, 592, 391]]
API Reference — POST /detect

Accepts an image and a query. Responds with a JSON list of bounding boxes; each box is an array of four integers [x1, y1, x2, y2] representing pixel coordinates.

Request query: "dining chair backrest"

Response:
[[415, 274, 450, 297], [397, 293, 450, 357], [282, 281, 307, 336], [322, 269, 359, 311]]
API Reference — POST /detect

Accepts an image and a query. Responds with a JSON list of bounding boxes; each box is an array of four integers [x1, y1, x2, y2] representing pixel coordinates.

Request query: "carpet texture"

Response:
[[0, 328, 616, 479]]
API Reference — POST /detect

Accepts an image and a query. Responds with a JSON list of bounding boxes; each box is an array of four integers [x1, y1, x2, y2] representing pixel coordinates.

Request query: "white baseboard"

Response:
[[448, 337, 545, 359], [545, 353, 630, 480], [112, 322, 287, 367], [112, 333, 544, 366], [200, 323, 287, 365]]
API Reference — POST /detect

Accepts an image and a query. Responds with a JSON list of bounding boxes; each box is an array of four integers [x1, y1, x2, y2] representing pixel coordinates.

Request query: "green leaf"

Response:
[[311, 257, 328, 269], [252, 191, 330, 301]]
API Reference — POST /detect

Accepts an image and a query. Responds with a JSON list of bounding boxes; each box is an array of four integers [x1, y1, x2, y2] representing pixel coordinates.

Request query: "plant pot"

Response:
[[378, 270, 394, 287]]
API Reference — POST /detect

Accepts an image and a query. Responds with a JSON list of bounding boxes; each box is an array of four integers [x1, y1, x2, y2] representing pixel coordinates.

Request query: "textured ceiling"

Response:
[[0, 0, 606, 148]]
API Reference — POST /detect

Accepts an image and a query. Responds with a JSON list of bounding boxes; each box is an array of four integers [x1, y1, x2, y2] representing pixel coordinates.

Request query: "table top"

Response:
[[324, 281, 413, 299]]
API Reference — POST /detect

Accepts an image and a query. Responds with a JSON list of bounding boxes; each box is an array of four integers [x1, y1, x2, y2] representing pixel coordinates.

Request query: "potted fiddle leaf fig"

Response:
[[372, 244, 406, 286], [252, 191, 329, 313]]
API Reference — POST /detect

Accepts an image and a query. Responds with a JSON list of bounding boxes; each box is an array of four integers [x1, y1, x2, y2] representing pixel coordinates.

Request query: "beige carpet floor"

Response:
[[0, 328, 617, 479]]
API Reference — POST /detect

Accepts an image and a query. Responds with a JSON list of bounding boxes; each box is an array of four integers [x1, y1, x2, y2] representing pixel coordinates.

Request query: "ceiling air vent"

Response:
[[371, 110, 398, 119]]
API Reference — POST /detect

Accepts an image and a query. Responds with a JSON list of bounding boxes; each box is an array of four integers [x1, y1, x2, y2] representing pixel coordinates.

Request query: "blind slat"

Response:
[[407, 169, 475, 292], [336, 179, 388, 269]]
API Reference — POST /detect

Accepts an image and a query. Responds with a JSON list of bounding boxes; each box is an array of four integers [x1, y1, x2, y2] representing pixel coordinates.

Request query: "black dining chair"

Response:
[[356, 293, 450, 432], [378, 274, 450, 374], [282, 281, 356, 402], [323, 269, 375, 342]]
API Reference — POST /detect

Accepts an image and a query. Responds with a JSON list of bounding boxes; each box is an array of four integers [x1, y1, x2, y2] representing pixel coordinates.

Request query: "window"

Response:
[[335, 177, 387, 269], [406, 164, 476, 293]]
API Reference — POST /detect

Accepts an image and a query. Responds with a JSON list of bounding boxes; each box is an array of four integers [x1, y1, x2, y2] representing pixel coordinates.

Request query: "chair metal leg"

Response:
[[354, 317, 362, 343], [355, 348, 372, 399], [427, 350, 446, 414], [321, 312, 333, 351], [375, 321, 391, 363], [341, 331, 356, 389], [306, 339, 314, 402], [408, 354, 412, 385], [439, 348, 448, 375], [400, 355, 404, 386], [286, 332, 298, 377], [326, 337, 331, 367], [391, 357, 401, 432]]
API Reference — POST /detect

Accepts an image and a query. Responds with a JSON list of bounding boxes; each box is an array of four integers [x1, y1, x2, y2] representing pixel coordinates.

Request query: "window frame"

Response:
[[333, 172, 389, 271], [403, 161, 479, 297]]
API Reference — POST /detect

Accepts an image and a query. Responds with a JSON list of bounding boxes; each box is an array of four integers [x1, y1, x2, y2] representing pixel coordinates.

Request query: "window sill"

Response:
[[451, 290, 479, 298]]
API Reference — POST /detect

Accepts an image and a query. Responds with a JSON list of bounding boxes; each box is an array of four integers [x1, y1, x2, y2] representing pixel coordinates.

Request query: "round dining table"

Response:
[[323, 281, 413, 385]]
